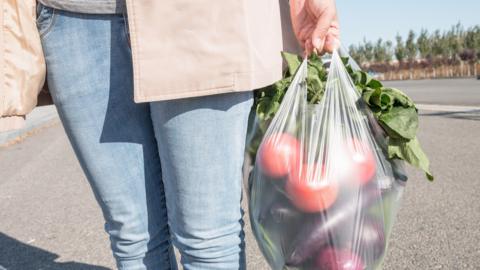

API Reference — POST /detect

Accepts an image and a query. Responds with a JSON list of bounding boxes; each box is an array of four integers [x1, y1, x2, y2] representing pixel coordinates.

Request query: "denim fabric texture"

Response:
[[37, 4, 252, 269]]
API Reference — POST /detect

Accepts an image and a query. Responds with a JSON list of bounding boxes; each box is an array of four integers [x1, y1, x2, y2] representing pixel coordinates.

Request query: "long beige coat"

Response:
[[0, 0, 300, 131], [126, 0, 300, 102]]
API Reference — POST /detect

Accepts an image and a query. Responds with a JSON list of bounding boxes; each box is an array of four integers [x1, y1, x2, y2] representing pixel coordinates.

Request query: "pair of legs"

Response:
[[37, 5, 252, 269]]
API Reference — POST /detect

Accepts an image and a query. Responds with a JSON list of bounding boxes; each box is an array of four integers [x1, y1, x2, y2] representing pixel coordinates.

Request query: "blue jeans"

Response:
[[37, 5, 252, 270]]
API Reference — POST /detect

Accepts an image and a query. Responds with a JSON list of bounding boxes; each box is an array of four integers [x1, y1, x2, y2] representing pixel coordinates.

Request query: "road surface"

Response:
[[385, 78, 480, 106], [1, 79, 479, 269]]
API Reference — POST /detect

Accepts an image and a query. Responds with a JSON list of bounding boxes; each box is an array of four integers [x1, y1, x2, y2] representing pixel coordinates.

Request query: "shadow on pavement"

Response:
[[420, 109, 480, 121], [0, 232, 110, 270]]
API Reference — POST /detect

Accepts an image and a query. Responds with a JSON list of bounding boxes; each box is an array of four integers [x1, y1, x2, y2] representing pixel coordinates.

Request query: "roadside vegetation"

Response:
[[348, 23, 480, 80]]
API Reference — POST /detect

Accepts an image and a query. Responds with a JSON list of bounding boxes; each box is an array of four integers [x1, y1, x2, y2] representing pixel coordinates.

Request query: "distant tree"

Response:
[[417, 29, 430, 60], [394, 34, 406, 63], [348, 44, 358, 61], [476, 26, 480, 60], [349, 44, 368, 66], [464, 26, 478, 51], [446, 23, 463, 62], [475, 26, 480, 60], [374, 38, 386, 63], [431, 30, 446, 63], [405, 30, 417, 63], [385, 40, 394, 63], [363, 39, 374, 63], [349, 44, 362, 65], [460, 26, 480, 75], [357, 44, 367, 64]]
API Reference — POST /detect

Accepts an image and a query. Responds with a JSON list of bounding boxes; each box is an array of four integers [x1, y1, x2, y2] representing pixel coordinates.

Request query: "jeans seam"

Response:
[[38, 8, 57, 39], [121, 10, 132, 53]]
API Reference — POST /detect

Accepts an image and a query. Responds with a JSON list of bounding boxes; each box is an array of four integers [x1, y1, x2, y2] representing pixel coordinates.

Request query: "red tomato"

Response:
[[258, 133, 301, 178], [286, 164, 339, 212], [315, 247, 364, 270], [347, 138, 377, 185]]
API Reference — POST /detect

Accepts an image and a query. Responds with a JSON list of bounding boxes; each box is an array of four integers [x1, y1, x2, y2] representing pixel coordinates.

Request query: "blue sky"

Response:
[[336, 0, 479, 47]]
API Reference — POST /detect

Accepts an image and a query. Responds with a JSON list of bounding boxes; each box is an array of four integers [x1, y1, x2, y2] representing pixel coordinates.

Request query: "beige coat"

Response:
[[126, 0, 300, 102], [0, 0, 46, 132], [0, 0, 300, 131]]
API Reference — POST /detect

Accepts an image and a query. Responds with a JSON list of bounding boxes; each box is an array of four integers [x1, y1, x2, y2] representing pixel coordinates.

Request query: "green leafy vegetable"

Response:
[[251, 52, 433, 181], [281, 51, 302, 75], [378, 107, 418, 140], [388, 137, 434, 181]]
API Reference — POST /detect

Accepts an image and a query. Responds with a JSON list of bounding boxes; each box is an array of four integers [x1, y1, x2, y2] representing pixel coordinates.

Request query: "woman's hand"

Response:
[[290, 0, 340, 56]]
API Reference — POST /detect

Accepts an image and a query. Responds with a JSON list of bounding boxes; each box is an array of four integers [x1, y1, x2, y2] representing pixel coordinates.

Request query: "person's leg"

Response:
[[150, 92, 253, 270], [36, 5, 176, 269]]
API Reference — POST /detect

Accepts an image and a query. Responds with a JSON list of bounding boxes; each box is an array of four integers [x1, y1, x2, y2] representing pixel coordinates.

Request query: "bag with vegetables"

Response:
[[244, 47, 432, 270]]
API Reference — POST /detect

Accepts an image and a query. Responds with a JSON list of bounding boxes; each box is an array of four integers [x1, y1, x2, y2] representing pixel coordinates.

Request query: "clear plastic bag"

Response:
[[245, 49, 407, 270]]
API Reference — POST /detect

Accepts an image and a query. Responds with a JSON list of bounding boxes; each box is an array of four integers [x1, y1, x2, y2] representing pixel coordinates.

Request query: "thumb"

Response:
[[311, 9, 335, 51]]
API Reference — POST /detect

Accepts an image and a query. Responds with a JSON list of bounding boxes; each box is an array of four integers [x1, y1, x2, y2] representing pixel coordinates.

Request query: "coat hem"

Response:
[[133, 69, 281, 103], [0, 116, 26, 132]]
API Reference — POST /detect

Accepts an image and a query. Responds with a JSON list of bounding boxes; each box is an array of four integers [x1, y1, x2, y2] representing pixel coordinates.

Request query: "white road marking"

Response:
[[417, 104, 480, 112]]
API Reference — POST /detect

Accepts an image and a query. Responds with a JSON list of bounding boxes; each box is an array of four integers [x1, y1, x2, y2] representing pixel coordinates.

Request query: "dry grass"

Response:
[[375, 63, 480, 81]]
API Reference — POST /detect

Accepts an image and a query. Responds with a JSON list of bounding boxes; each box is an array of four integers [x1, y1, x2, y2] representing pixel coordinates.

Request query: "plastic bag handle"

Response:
[[308, 38, 341, 58]]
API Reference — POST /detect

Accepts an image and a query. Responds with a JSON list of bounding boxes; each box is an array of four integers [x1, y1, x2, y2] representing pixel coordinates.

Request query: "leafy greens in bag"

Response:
[[253, 52, 433, 180]]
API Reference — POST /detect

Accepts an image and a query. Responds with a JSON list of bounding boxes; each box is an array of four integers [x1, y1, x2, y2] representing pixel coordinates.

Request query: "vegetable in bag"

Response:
[[250, 51, 432, 181], [246, 48, 417, 270]]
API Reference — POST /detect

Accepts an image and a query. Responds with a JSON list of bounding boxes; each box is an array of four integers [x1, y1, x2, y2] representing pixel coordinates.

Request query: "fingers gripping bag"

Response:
[[244, 48, 410, 270]]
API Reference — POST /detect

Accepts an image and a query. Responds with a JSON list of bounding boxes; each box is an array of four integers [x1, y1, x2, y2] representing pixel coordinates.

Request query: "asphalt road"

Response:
[[1, 79, 479, 269], [385, 78, 480, 106]]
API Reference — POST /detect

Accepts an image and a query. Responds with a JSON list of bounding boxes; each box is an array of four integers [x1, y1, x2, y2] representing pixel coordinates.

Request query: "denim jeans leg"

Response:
[[150, 92, 253, 270], [37, 6, 176, 270]]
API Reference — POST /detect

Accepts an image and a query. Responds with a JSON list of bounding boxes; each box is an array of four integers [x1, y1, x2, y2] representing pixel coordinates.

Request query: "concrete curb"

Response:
[[416, 103, 480, 112], [0, 105, 59, 147]]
